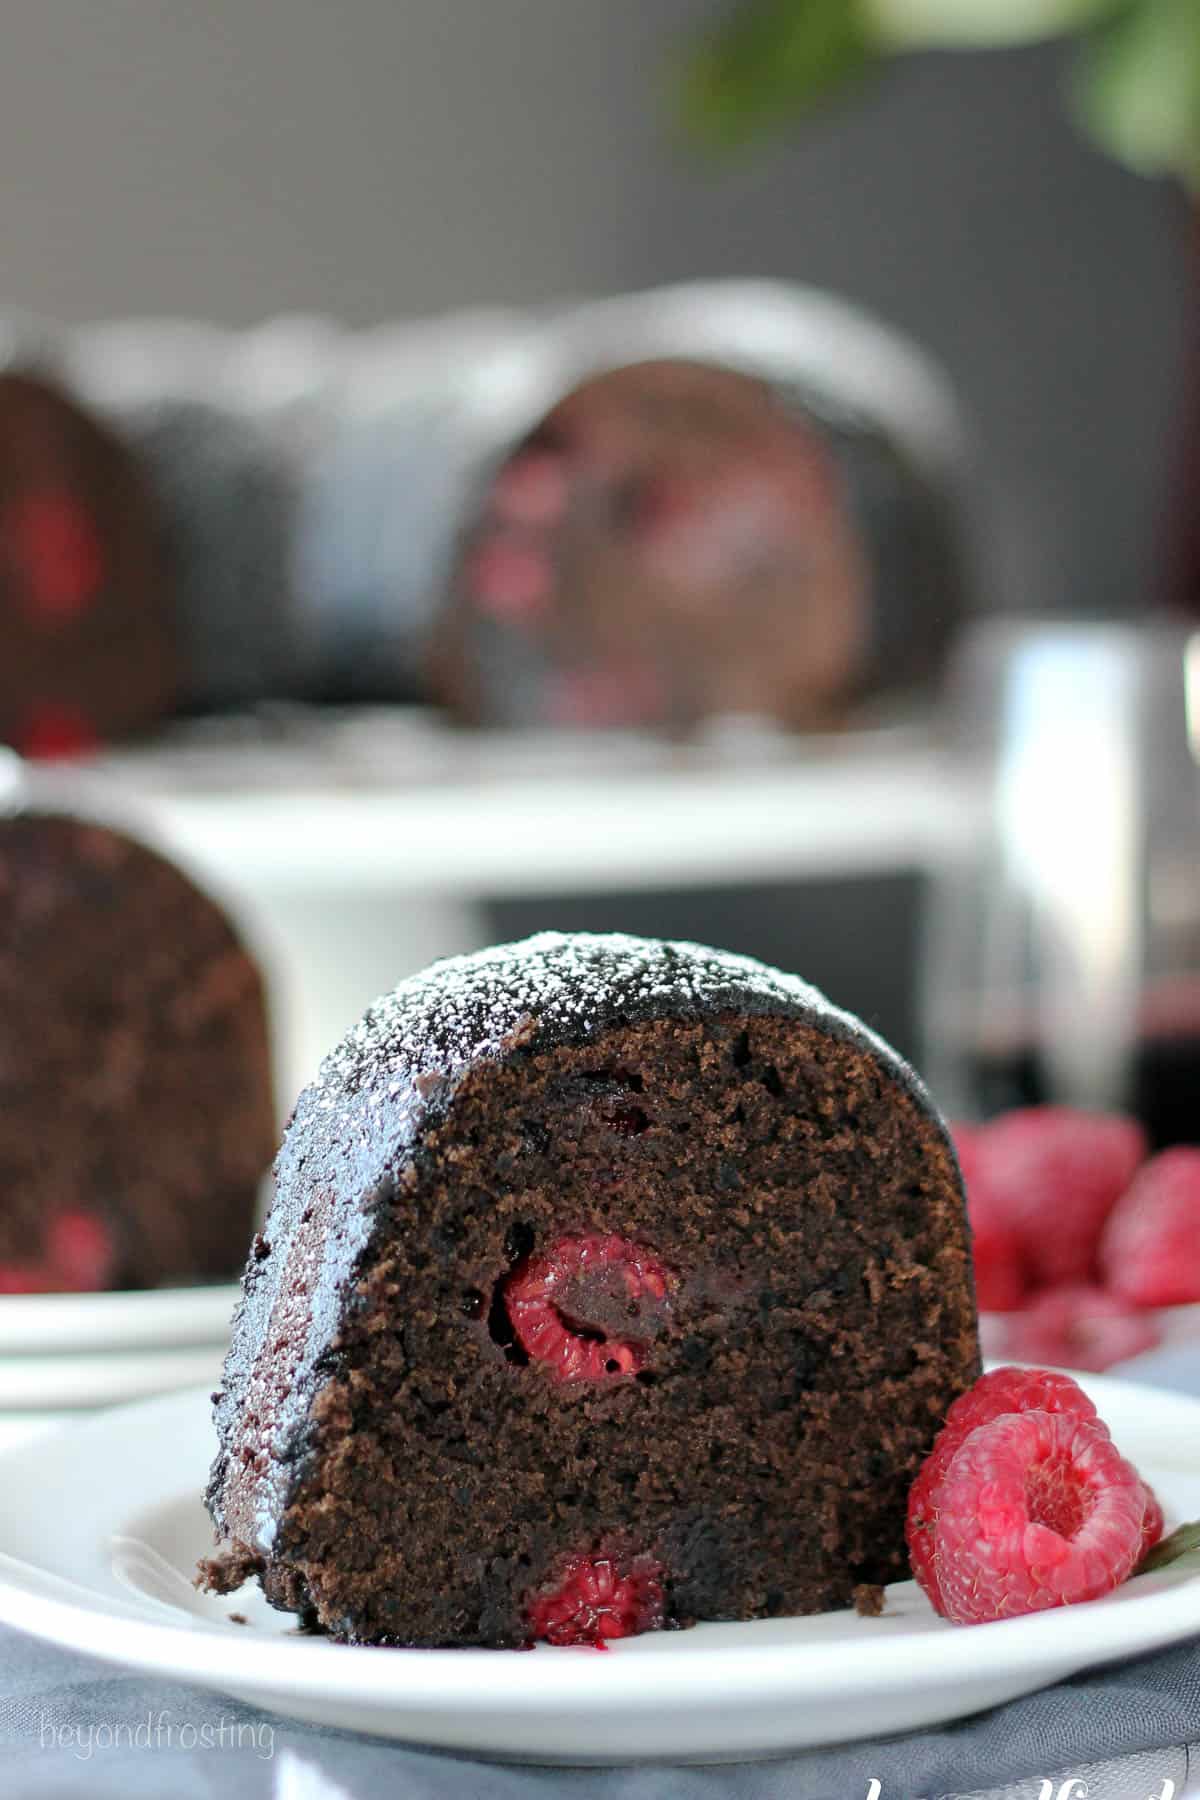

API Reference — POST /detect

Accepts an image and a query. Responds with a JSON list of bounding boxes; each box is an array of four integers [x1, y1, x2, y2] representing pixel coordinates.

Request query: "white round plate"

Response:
[[0, 1344, 225, 1411], [0, 1374, 1197, 1765], [0, 1283, 238, 1355]]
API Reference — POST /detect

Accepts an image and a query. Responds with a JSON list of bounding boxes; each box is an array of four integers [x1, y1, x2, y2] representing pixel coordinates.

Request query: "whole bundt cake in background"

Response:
[[0, 370, 179, 756], [0, 808, 275, 1290], [202, 932, 979, 1647]]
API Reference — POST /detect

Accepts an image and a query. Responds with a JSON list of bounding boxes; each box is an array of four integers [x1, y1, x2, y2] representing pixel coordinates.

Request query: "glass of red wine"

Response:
[[921, 619, 1200, 1148]]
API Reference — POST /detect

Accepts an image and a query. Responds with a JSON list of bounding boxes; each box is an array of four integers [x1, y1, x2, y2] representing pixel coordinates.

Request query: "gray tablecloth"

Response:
[[3, 1345, 1199, 1800]]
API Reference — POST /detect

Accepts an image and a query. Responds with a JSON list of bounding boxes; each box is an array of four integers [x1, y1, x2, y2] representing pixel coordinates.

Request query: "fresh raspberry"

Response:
[[930, 1410, 1147, 1623], [940, 1366, 1099, 1446], [46, 1210, 115, 1291], [1100, 1148, 1200, 1307], [4, 489, 104, 619], [524, 1553, 665, 1646], [907, 1366, 1098, 1609], [949, 1122, 983, 1189], [504, 1232, 671, 1381], [1005, 1284, 1160, 1373], [952, 1121, 1029, 1309], [967, 1185, 1026, 1312], [969, 1107, 1146, 1286]]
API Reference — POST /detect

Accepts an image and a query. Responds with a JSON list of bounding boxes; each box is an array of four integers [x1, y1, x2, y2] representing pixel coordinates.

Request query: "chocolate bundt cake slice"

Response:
[[0, 370, 179, 755], [203, 933, 978, 1646], [432, 356, 962, 732], [0, 810, 275, 1289]]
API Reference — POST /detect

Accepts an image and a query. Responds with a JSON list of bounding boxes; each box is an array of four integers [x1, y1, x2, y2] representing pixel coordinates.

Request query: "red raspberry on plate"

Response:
[[1100, 1147, 1200, 1308], [524, 1554, 665, 1646], [1005, 1284, 1160, 1373], [967, 1186, 1026, 1313], [907, 1366, 1098, 1609], [931, 1409, 1147, 1623], [937, 1366, 1099, 1445], [948, 1123, 1026, 1309], [949, 1122, 983, 1188], [969, 1107, 1145, 1287]]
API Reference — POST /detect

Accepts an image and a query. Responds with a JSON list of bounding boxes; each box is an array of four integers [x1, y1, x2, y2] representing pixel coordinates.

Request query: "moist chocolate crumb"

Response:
[[195, 1543, 265, 1595], [853, 1583, 886, 1618]]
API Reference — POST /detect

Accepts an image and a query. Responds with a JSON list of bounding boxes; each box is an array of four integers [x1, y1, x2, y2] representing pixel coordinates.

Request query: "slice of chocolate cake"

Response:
[[431, 356, 963, 732], [203, 933, 978, 1646], [0, 810, 275, 1290], [0, 370, 179, 755]]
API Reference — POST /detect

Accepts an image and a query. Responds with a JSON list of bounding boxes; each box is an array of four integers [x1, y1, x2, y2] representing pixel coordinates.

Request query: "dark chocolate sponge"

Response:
[[0, 810, 275, 1289], [203, 932, 978, 1647], [0, 370, 179, 755]]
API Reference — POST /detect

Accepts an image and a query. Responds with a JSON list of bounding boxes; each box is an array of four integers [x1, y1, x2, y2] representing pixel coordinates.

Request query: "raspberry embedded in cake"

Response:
[[4, 488, 105, 620], [0, 370, 179, 753], [524, 1553, 666, 1646], [504, 1231, 672, 1381], [16, 703, 100, 762]]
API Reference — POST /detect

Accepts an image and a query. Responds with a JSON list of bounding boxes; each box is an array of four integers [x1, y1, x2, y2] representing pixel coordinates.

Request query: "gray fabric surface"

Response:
[[2, 1347, 1199, 1798]]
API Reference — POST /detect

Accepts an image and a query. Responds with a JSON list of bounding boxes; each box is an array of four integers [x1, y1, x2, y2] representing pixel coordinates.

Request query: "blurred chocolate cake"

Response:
[[0, 370, 179, 756], [0, 809, 275, 1290], [432, 358, 964, 731]]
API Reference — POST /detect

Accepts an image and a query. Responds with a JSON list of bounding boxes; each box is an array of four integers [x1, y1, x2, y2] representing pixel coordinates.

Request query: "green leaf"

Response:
[[677, 0, 877, 150], [863, 0, 1119, 50], [1137, 1517, 1200, 1576], [1070, 0, 1200, 190]]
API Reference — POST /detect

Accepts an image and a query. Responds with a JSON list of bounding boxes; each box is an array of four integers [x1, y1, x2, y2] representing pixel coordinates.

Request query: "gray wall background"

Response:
[[0, 0, 1190, 618]]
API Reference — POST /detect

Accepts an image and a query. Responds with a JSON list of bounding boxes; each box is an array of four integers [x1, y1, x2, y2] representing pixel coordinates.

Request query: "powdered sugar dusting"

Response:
[[293, 931, 923, 1173], [315, 933, 823, 1098]]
